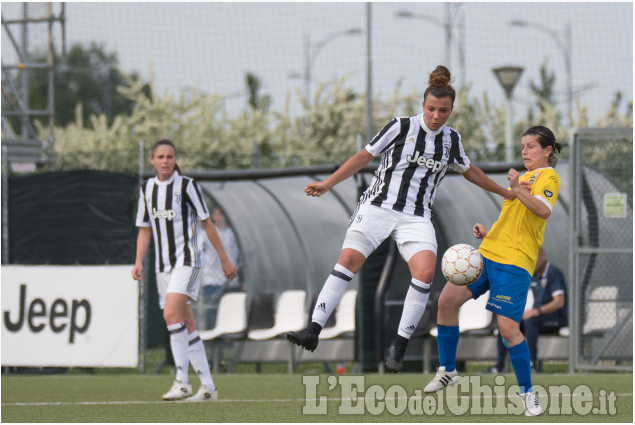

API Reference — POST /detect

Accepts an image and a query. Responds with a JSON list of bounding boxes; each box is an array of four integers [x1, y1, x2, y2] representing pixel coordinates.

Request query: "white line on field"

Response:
[[3, 393, 632, 407]]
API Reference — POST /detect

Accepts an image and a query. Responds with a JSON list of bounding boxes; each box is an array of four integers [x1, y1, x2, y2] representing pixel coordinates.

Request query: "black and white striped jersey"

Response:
[[136, 171, 210, 273], [360, 113, 471, 219]]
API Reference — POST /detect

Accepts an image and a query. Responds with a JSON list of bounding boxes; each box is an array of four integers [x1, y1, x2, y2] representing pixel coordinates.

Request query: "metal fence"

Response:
[[569, 127, 633, 372]]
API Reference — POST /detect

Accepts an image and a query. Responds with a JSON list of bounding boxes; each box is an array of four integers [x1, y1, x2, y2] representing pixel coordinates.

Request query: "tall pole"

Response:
[[565, 21, 573, 125], [365, 2, 373, 143], [47, 2, 55, 170], [444, 3, 452, 67], [505, 94, 514, 163], [2, 145, 9, 264], [303, 34, 311, 102]]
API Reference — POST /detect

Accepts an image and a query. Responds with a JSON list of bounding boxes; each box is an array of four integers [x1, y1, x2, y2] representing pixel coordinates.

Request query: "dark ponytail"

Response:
[[523, 126, 562, 167]]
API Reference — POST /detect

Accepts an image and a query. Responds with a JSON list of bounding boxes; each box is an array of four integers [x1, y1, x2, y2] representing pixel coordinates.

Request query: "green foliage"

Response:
[[26, 42, 148, 128], [37, 57, 632, 172]]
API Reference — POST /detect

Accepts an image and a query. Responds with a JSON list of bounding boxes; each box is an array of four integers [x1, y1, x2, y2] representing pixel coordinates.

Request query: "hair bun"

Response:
[[428, 65, 452, 87]]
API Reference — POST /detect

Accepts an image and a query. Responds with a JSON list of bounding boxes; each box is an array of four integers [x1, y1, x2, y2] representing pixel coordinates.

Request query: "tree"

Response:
[[27, 42, 149, 128], [245, 72, 271, 112]]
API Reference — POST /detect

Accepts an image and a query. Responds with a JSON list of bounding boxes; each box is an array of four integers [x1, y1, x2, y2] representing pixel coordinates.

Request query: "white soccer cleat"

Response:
[[162, 380, 192, 401], [521, 391, 542, 416], [186, 385, 218, 402], [424, 366, 460, 393]]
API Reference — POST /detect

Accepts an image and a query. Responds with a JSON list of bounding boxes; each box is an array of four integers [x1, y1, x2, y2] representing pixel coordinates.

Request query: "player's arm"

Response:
[[132, 227, 152, 281], [462, 163, 516, 200], [507, 169, 551, 219], [305, 149, 374, 197], [523, 293, 565, 319], [201, 218, 237, 280]]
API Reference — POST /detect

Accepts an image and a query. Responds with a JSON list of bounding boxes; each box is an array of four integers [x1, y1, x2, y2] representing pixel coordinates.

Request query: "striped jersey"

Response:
[[360, 113, 471, 219], [136, 171, 210, 273]]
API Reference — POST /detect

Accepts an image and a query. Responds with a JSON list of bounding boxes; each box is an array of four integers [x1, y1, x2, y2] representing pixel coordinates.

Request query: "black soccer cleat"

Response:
[[287, 329, 319, 352], [385, 344, 404, 373]]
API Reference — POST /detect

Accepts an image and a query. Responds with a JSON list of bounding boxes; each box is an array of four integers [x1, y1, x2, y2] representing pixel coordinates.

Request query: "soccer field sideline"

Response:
[[2, 372, 632, 422], [3, 391, 633, 407]]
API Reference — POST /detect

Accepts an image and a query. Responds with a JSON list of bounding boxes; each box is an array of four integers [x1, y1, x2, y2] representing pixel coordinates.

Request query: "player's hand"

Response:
[[305, 181, 331, 197], [522, 309, 539, 320], [131, 264, 143, 281], [507, 168, 520, 190], [221, 259, 238, 280], [519, 180, 532, 193], [473, 223, 488, 239]]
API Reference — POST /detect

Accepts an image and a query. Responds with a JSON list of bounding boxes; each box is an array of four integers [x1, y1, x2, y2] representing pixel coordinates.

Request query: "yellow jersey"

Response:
[[479, 167, 560, 275]]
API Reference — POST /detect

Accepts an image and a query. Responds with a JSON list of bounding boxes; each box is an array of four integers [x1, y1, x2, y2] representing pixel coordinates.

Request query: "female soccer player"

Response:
[[132, 139, 237, 402], [423, 126, 562, 417], [287, 65, 515, 372]]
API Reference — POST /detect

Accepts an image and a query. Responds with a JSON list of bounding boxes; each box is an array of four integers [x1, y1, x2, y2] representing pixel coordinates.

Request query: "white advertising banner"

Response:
[[1, 265, 138, 367]]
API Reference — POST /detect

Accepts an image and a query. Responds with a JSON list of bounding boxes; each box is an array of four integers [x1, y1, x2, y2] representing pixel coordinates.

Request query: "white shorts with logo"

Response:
[[342, 203, 437, 262], [156, 266, 201, 309]]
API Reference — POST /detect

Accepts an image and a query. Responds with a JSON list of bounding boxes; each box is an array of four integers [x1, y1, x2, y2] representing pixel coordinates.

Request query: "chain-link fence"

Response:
[[569, 127, 633, 371]]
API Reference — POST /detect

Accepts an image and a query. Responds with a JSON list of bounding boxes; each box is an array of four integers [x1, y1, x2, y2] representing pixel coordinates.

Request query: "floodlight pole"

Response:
[[299, 28, 362, 102], [510, 19, 573, 125], [493, 66, 524, 163]]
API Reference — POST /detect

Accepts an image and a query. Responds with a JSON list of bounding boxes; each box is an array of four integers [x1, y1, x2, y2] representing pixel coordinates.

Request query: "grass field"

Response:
[[1, 371, 632, 422]]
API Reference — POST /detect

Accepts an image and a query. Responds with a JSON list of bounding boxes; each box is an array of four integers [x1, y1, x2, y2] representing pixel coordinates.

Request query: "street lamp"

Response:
[[396, 4, 465, 82], [492, 66, 524, 163], [509, 19, 572, 125], [290, 28, 362, 102]]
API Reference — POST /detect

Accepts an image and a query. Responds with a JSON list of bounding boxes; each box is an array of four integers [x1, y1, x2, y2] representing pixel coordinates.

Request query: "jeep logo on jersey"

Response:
[[406, 151, 443, 173], [151, 208, 176, 220]]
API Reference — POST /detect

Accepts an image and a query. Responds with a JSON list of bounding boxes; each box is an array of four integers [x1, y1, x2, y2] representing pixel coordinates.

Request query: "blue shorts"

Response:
[[467, 256, 531, 323]]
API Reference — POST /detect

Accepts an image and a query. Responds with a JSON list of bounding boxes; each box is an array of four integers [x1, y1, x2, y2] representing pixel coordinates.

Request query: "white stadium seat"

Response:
[[248, 290, 307, 340], [199, 292, 248, 341]]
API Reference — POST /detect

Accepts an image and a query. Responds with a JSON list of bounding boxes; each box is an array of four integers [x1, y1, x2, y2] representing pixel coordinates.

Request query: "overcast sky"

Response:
[[2, 1, 633, 123]]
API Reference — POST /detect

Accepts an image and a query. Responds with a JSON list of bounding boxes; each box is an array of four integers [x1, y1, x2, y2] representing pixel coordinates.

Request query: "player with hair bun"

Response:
[[287, 65, 516, 372], [424, 126, 562, 417]]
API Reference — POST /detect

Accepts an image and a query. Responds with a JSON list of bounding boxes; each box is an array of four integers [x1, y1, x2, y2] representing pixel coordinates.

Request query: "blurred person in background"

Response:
[[200, 206, 242, 367], [132, 139, 237, 402], [201, 206, 242, 329]]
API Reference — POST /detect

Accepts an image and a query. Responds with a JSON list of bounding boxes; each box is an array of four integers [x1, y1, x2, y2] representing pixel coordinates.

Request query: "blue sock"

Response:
[[508, 339, 532, 393], [437, 325, 460, 372]]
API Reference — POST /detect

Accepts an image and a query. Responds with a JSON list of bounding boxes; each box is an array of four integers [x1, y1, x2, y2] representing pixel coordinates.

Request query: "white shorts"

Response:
[[156, 266, 202, 309], [342, 203, 437, 262]]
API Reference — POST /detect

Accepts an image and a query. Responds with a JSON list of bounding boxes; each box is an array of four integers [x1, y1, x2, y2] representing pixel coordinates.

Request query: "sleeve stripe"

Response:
[[534, 195, 553, 212]]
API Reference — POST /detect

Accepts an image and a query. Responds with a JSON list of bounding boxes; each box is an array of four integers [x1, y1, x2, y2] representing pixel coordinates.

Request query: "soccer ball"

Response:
[[441, 243, 483, 286]]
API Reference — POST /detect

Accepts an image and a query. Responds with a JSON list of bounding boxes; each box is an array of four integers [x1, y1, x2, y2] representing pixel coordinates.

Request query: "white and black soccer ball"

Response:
[[441, 243, 483, 286]]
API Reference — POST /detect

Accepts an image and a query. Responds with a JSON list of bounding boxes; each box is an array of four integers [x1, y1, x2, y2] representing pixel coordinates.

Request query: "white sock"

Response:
[[167, 322, 189, 384], [397, 278, 431, 339], [311, 264, 354, 327], [188, 331, 215, 390]]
